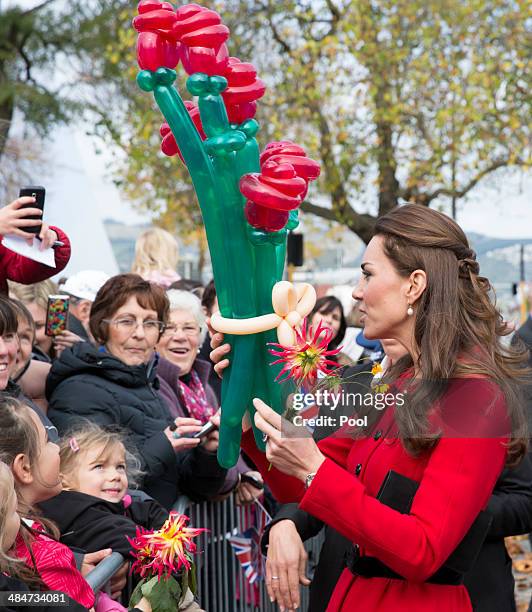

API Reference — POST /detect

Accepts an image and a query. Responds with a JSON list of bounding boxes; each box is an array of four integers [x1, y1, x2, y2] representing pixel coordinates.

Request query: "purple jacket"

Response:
[[157, 356, 251, 493]]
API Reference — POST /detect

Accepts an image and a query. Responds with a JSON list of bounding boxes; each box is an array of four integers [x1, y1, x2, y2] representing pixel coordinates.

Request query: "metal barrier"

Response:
[[85, 551, 126, 593], [176, 495, 325, 611]]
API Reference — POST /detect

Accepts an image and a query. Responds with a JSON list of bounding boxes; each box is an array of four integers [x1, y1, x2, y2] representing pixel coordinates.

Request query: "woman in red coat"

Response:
[[214, 204, 528, 612]]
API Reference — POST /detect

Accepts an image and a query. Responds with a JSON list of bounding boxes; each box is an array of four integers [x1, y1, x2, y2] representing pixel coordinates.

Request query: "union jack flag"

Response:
[[228, 501, 270, 585]]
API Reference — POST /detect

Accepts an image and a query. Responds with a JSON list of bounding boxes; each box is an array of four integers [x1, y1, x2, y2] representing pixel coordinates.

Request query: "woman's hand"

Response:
[[80, 548, 112, 576], [134, 597, 152, 612], [37, 222, 58, 250], [0, 197, 42, 240], [108, 561, 129, 599], [201, 412, 220, 453], [253, 398, 326, 481], [235, 470, 264, 505], [209, 332, 231, 378], [53, 330, 83, 356], [164, 417, 202, 452], [266, 520, 311, 611]]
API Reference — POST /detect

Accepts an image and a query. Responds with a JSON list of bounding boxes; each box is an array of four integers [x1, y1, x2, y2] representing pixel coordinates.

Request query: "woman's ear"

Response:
[[11, 453, 33, 486], [407, 269, 427, 305]]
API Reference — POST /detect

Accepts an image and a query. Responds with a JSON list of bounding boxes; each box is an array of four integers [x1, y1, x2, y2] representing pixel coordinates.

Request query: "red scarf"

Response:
[[178, 369, 216, 422]]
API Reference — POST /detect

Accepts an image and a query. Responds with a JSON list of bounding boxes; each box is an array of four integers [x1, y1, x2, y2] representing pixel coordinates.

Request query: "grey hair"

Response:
[[166, 289, 207, 344]]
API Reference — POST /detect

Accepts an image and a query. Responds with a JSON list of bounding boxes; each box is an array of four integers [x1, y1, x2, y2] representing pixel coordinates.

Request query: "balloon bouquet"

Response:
[[133, 1, 321, 468]]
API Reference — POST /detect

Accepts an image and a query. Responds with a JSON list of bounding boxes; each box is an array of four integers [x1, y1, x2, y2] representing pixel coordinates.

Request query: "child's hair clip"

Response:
[[69, 437, 80, 453]]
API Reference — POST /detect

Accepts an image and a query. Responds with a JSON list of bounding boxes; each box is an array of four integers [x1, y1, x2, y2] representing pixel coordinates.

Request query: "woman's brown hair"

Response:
[[374, 204, 528, 465], [89, 273, 169, 344]]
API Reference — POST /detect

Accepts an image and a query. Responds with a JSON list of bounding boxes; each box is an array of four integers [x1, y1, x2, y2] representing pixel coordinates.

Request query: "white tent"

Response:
[[40, 127, 119, 278]]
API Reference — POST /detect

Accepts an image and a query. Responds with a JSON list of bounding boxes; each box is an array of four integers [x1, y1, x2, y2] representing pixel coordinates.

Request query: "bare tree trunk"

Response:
[[0, 66, 15, 160], [374, 84, 399, 216]]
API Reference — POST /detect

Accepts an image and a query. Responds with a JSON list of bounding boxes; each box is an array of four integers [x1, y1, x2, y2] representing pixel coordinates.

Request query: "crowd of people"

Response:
[[0, 196, 530, 612]]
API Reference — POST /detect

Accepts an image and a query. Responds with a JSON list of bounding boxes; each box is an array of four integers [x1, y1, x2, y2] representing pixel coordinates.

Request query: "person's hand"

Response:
[[235, 470, 264, 505], [164, 417, 203, 452], [80, 548, 112, 577], [201, 412, 220, 453], [134, 597, 152, 612], [37, 222, 58, 250], [108, 560, 129, 599], [209, 332, 231, 378], [0, 197, 42, 240], [266, 520, 311, 611], [53, 330, 83, 356], [253, 398, 325, 481]]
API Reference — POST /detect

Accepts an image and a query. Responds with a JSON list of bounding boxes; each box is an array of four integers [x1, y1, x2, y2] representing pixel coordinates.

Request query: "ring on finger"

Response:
[[173, 431, 181, 439], [262, 433, 269, 442], [271, 576, 279, 580]]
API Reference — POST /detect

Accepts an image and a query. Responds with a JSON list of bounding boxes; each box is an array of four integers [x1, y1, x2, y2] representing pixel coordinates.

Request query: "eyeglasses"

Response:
[[162, 323, 200, 337], [103, 318, 165, 335]]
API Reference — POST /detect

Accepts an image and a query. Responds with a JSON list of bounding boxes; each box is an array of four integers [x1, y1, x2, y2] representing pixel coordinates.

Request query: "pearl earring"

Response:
[[407, 305, 414, 316]]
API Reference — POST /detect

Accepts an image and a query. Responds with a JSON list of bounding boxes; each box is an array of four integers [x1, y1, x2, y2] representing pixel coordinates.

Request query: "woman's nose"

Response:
[[352, 279, 363, 301]]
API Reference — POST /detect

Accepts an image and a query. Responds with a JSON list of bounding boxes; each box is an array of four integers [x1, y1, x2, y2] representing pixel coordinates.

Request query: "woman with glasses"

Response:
[[157, 290, 263, 506], [45, 274, 228, 509]]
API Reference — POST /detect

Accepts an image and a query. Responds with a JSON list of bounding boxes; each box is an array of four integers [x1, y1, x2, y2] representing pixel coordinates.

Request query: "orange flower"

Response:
[[128, 512, 205, 579], [268, 318, 341, 387]]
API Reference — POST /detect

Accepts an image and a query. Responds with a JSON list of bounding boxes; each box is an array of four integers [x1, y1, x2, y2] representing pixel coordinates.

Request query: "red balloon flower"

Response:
[[160, 101, 206, 161], [260, 141, 321, 198], [222, 57, 266, 124], [173, 4, 230, 75], [134, 1, 180, 71], [241, 160, 307, 232]]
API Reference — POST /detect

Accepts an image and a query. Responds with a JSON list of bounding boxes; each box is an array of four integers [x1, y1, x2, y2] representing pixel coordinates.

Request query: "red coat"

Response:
[[14, 521, 94, 608], [242, 378, 509, 611], [0, 226, 71, 294]]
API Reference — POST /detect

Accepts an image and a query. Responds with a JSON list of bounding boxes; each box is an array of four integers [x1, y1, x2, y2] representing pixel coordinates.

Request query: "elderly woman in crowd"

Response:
[[157, 290, 263, 505], [46, 274, 227, 509]]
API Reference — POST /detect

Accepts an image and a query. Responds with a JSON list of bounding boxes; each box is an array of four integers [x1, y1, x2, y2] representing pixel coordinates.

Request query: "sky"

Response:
[[6, 0, 532, 239]]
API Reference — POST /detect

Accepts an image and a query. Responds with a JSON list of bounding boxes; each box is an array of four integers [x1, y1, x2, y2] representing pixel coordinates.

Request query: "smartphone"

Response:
[[18, 186, 45, 234], [178, 420, 218, 440], [240, 473, 264, 490], [45, 295, 69, 336]]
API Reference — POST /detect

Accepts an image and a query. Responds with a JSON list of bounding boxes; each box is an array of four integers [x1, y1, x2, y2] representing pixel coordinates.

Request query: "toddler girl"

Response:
[[39, 424, 168, 557]]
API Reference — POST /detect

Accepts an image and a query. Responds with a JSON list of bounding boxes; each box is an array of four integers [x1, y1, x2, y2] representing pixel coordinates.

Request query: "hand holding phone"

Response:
[[46, 295, 70, 337], [18, 186, 45, 234], [0, 194, 44, 239], [240, 473, 264, 490]]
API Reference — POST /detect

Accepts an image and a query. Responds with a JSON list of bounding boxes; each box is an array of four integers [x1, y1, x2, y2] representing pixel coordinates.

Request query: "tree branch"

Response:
[[263, 2, 292, 54], [425, 157, 522, 203], [300, 200, 377, 244]]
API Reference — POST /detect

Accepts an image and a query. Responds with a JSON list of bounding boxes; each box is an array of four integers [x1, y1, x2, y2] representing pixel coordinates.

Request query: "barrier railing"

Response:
[[85, 551, 125, 594], [176, 495, 324, 611]]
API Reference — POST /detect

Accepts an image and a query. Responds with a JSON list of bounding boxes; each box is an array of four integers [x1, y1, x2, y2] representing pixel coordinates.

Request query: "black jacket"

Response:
[[46, 342, 227, 509], [38, 490, 169, 558]]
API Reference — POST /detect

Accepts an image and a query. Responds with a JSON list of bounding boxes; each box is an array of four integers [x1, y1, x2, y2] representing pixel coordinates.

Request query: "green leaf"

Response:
[[146, 576, 182, 612]]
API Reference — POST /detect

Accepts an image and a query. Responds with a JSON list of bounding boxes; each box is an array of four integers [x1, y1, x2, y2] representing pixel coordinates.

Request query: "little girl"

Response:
[[39, 424, 169, 557], [0, 396, 95, 609], [0, 460, 88, 612], [39, 424, 203, 611]]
